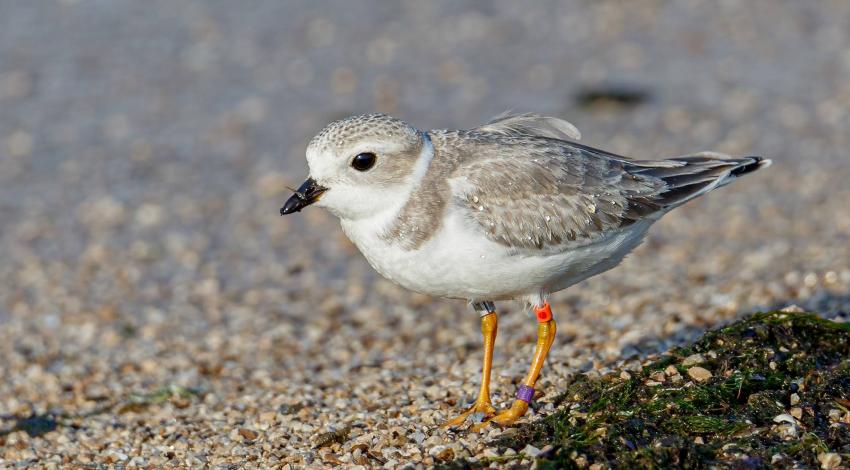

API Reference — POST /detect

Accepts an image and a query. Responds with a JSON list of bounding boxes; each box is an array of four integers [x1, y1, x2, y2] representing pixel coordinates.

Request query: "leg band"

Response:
[[516, 384, 535, 403], [534, 303, 552, 322], [472, 301, 496, 316]]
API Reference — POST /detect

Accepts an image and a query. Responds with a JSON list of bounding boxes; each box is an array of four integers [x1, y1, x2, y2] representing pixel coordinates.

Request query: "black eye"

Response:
[[351, 152, 377, 171]]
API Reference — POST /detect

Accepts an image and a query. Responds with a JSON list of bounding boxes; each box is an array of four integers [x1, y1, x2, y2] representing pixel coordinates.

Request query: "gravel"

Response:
[[1, 1, 849, 468]]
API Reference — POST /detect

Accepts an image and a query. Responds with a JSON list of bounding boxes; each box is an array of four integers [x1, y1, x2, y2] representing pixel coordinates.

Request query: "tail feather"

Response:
[[627, 154, 771, 210], [730, 157, 771, 176]]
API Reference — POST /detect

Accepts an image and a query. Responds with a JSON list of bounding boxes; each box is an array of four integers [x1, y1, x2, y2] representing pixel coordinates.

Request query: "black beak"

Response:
[[280, 178, 328, 215]]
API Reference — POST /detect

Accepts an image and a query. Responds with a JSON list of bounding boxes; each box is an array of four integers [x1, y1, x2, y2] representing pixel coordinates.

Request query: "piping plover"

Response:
[[280, 112, 770, 428]]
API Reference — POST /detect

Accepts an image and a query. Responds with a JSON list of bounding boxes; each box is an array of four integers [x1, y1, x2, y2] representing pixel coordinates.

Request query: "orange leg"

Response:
[[476, 303, 557, 429], [443, 307, 498, 427]]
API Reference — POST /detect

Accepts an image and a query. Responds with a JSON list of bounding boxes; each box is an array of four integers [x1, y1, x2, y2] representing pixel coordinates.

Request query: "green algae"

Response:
[[441, 311, 850, 469]]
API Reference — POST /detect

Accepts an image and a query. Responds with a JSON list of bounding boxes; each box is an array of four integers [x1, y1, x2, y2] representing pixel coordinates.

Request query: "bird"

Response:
[[280, 112, 770, 428]]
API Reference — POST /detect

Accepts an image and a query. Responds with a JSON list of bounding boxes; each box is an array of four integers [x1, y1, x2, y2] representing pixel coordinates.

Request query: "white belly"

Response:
[[341, 208, 654, 304]]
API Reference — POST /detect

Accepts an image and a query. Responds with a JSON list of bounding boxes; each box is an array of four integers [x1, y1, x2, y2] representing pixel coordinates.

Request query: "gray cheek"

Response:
[[366, 150, 420, 185], [374, 165, 412, 185]]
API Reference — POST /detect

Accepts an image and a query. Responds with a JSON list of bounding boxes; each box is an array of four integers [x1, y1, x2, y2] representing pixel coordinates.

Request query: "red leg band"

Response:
[[534, 303, 552, 322]]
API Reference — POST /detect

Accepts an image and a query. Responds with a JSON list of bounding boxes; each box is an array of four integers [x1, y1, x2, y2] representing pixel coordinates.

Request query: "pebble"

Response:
[[682, 354, 706, 367], [687, 367, 713, 382], [238, 428, 260, 441], [522, 445, 541, 458], [649, 371, 666, 382], [482, 448, 500, 458], [773, 414, 797, 425], [429, 446, 454, 462], [818, 453, 842, 470]]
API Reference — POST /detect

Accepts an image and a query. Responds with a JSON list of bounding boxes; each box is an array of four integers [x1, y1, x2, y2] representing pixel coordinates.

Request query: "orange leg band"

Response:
[[534, 302, 552, 322]]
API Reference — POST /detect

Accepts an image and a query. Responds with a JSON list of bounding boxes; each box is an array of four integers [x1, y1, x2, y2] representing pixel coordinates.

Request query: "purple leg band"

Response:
[[516, 384, 535, 403]]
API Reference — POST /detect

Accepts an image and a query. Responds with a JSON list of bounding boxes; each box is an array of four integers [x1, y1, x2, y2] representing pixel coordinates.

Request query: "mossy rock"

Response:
[[440, 311, 850, 469]]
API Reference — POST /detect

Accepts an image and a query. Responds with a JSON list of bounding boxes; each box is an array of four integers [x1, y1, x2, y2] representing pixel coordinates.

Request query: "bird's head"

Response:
[[281, 114, 432, 221]]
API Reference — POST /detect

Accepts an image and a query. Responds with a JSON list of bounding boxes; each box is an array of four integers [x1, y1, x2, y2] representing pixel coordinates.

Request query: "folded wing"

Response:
[[451, 134, 767, 253]]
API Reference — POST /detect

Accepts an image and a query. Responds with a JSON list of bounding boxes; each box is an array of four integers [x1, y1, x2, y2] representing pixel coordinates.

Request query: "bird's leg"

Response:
[[442, 302, 498, 427], [479, 302, 557, 429]]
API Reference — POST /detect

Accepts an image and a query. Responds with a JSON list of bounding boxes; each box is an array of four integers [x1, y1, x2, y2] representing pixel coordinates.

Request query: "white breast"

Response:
[[340, 205, 655, 305]]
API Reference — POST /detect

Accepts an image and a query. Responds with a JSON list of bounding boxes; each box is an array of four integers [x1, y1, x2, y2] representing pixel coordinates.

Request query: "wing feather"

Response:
[[477, 112, 582, 141], [447, 135, 766, 253]]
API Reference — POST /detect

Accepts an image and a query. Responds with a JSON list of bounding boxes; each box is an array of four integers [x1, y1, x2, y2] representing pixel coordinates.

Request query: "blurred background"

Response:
[[1, 1, 849, 467]]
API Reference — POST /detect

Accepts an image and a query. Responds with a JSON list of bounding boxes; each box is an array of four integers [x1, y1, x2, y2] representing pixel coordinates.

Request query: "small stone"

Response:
[[818, 452, 842, 469], [522, 444, 541, 458], [322, 452, 343, 466], [434, 447, 454, 462], [482, 448, 499, 458], [106, 451, 128, 462], [238, 428, 259, 440], [352, 451, 368, 466], [664, 365, 679, 376], [259, 411, 278, 423], [574, 455, 589, 468], [619, 371, 631, 380], [687, 366, 713, 382], [781, 304, 805, 313], [694, 436, 704, 444], [790, 407, 803, 419], [775, 424, 798, 439], [773, 414, 796, 424], [790, 393, 800, 405], [650, 371, 666, 382], [682, 354, 706, 366], [171, 397, 191, 409]]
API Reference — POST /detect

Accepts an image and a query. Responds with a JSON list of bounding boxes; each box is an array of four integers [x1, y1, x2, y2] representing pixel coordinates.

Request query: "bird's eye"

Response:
[[351, 152, 377, 171]]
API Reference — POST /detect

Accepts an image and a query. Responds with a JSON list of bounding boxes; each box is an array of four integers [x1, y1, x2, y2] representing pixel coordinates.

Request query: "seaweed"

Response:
[[442, 311, 850, 469]]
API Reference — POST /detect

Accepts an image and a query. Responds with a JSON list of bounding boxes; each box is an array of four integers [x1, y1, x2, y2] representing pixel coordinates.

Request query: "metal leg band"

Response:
[[472, 301, 496, 316]]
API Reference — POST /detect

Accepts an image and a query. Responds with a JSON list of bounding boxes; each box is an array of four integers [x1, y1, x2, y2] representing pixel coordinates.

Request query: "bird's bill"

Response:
[[280, 177, 328, 215]]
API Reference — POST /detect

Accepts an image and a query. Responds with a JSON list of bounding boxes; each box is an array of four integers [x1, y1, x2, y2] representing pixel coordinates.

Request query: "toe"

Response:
[[441, 411, 472, 428], [442, 402, 497, 428]]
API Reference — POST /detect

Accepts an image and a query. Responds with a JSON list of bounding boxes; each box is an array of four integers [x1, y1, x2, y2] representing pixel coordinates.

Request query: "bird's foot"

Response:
[[442, 399, 497, 428], [471, 400, 528, 432]]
